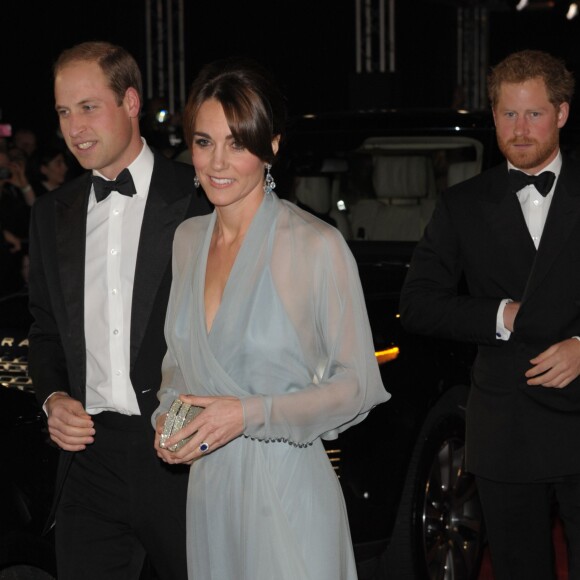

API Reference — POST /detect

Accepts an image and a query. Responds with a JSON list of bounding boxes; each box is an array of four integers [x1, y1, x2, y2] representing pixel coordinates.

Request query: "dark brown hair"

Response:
[[54, 41, 143, 106], [183, 58, 287, 163], [488, 50, 574, 109]]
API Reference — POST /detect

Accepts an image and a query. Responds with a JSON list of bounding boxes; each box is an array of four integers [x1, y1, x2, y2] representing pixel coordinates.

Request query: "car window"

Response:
[[288, 135, 483, 242]]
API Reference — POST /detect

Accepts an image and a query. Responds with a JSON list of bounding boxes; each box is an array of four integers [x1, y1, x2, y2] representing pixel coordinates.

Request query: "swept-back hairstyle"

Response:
[[54, 41, 143, 106], [488, 50, 574, 109], [183, 58, 287, 164]]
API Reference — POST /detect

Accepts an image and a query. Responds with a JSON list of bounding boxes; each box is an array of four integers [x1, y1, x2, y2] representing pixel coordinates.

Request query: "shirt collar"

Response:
[[91, 138, 154, 199]]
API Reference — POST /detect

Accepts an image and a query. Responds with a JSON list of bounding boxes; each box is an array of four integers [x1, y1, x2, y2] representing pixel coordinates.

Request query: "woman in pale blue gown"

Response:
[[152, 58, 390, 580]]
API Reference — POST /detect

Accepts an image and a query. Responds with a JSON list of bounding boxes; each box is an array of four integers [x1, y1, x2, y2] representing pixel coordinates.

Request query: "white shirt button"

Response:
[[110, 249, 118, 255], [115, 370, 122, 376], [533, 199, 540, 206], [113, 329, 119, 335], [113, 209, 120, 216], [112, 288, 118, 295]]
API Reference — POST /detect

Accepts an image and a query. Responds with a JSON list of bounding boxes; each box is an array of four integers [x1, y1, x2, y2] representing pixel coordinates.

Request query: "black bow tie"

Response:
[[92, 168, 136, 202], [509, 169, 556, 197]]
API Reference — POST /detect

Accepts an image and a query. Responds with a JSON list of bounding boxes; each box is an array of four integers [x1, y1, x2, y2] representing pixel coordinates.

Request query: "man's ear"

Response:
[[557, 102, 570, 129], [124, 87, 141, 119]]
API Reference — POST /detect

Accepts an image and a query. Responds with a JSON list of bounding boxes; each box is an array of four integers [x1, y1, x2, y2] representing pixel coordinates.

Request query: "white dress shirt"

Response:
[[495, 152, 562, 340], [84, 140, 154, 415]]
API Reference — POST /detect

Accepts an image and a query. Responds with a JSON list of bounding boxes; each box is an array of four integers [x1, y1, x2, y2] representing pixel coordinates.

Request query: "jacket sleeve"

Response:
[[28, 199, 71, 408], [399, 193, 500, 345]]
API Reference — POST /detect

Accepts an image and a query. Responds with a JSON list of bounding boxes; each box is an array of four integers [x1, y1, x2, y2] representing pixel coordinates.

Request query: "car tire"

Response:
[[378, 384, 485, 580], [0, 566, 55, 580]]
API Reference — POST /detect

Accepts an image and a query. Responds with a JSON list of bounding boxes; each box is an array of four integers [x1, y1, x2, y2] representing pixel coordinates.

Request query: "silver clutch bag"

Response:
[[160, 399, 203, 452]]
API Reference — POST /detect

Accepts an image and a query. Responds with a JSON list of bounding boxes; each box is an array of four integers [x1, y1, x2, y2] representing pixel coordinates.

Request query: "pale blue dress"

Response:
[[153, 192, 390, 580]]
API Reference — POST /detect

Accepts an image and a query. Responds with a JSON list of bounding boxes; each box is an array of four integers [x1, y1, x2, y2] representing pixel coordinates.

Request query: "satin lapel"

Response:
[[55, 176, 91, 387], [130, 155, 192, 368], [481, 166, 537, 284], [523, 161, 580, 301]]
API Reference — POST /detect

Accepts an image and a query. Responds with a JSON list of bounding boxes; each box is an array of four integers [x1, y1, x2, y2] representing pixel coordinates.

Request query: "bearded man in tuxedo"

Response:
[[400, 50, 580, 579]]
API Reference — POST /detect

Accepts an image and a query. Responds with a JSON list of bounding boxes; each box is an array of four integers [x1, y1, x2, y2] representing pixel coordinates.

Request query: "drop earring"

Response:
[[194, 175, 200, 188], [264, 163, 275, 195]]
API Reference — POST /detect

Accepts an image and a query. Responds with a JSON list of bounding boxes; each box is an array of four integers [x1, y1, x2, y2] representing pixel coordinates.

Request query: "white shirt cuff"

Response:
[[496, 299, 513, 341]]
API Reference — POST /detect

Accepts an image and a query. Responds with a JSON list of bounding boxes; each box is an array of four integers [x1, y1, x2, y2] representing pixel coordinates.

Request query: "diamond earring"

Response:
[[194, 174, 200, 188], [264, 163, 275, 195]]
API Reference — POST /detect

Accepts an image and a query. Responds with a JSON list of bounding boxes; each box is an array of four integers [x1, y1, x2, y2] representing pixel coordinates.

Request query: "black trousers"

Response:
[[55, 412, 189, 580], [476, 475, 580, 580]]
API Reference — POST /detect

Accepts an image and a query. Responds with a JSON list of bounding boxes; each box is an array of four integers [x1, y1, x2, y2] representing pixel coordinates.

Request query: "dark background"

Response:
[[2, 0, 580, 145]]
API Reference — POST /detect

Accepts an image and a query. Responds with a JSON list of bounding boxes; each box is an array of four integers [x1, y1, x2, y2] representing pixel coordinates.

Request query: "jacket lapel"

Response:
[[481, 165, 537, 292], [130, 153, 192, 369], [55, 175, 91, 399], [523, 159, 580, 301]]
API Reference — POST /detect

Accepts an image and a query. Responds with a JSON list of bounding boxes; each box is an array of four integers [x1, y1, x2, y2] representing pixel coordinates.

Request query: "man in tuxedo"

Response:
[[28, 42, 210, 580], [400, 50, 580, 579]]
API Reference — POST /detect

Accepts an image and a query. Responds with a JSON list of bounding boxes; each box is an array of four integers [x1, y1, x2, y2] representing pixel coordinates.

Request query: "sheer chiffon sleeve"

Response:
[[241, 203, 389, 444], [151, 346, 188, 428]]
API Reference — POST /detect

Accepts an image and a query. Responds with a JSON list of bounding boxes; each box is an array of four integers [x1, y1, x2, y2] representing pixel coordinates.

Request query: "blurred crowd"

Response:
[[0, 106, 187, 298], [0, 128, 79, 296]]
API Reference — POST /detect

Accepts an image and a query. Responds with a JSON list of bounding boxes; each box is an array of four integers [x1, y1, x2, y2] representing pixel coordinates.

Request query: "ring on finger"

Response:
[[199, 441, 210, 453]]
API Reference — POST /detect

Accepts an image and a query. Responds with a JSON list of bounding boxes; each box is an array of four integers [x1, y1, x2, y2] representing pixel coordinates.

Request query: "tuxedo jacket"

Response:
[[28, 151, 210, 507], [400, 156, 580, 482]]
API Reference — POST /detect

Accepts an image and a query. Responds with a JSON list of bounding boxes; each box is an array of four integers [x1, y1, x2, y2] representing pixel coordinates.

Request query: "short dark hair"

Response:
[[54, 41, 143, 106], [26, 146, 67, 183], [183, 58, 287, 164], [488, 50, 574, 109]]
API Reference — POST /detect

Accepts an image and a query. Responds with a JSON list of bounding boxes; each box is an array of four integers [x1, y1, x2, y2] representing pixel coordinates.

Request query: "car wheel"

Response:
[[379, 385, 485, 580], [0, 566, 55, 580]]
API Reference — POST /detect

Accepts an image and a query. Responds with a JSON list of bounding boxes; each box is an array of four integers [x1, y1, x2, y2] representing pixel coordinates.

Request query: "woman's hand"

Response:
[[154, 412, 174, 463], [155, 395, 244, 465]]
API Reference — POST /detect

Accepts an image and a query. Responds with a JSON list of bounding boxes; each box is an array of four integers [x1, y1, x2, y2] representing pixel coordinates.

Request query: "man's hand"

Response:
[[3, 230, 21, 253], [503, 301, 521, 332], [8, 160, 28, 188], [45, 393, 95, 451], [526, 338, 580, 388]]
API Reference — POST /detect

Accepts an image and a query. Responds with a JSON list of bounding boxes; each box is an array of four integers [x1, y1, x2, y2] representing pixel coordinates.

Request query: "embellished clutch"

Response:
[[160, 399, 203, 452]]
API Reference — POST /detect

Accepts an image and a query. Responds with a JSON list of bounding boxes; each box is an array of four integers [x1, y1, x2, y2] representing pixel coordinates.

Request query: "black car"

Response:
[[0, 292, 57, 580], [3, 110, 580, 580]]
